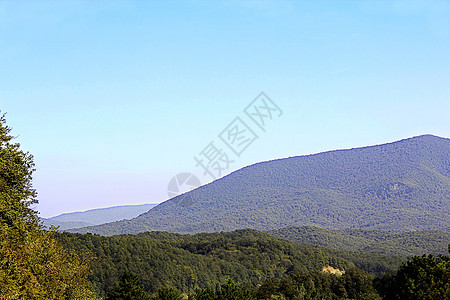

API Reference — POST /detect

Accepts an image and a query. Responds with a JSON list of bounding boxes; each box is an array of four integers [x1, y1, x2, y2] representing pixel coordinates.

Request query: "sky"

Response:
[[1, 0, 449, 218]]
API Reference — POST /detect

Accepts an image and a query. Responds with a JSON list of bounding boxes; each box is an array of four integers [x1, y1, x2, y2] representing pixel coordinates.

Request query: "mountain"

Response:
[[43, 203, 157, 230], [71, 135, 450, 235], [268, 226, 450, 257], [43, 219, 93, 230]]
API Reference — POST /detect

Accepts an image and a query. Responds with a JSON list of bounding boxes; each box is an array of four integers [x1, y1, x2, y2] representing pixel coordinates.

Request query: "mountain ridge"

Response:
[[70, 134, 450, 235], [43, 203, 157, 230]]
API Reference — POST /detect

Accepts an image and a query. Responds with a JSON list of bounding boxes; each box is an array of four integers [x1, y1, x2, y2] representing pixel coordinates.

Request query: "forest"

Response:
[[103, 252, 450, 300], [56, 230, 449, 299], [57, 229, 403, 296]]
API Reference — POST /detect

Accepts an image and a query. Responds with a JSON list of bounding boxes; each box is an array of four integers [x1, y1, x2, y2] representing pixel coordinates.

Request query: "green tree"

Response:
[[215, 280, 256, 300], [106, 271, 151, 300], [188, 288, 216, 300], [339, 268, 380, 300], [0, 113, 96, 299], [377, 253, 450, 300], [153, 286, 186, 300]]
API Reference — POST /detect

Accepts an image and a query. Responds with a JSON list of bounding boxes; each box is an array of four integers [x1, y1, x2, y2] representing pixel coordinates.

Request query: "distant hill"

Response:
[[71, 135, 450, 235], [43, 204, 157, 230], [268, 226, 450, 257]]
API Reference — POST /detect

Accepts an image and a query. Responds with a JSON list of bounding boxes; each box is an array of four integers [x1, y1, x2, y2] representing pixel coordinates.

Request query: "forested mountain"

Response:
[[269, 226, 450, 256], [71, 135, 450, 235], [59, 229, 405, 297], [43, 203, 156, 230], [3, 111, 449, 299]]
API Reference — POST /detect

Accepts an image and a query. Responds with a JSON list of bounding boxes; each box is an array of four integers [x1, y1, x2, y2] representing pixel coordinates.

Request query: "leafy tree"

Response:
[[339, 268, 380, 300], [189, 281, 256, 300], [0, 113, 96, 299], [188, 288, 216, 300], [0, 113, 38, 241], [254, 269, 381, 300], [376, 253, 450, 300], [215, 280, 256, 300], [152, 286, 185, 300], [106, 271, 151, 300]]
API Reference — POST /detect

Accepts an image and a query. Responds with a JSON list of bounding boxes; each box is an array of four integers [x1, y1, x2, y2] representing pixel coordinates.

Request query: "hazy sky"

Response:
[[1, 0, 449, 218]]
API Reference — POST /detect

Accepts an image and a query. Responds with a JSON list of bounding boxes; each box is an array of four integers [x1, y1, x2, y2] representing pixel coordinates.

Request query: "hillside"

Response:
[[268, 226, 450, 257], [71, 135, 450, 235], [59, 229, 404, 296], [43, 203, 156, 230]]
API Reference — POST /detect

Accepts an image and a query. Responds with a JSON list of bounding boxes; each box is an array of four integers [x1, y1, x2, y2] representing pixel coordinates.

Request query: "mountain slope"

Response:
[[43, 204, 157, 230], [268, 226, 450, 256], [71, 135, 450, 235]]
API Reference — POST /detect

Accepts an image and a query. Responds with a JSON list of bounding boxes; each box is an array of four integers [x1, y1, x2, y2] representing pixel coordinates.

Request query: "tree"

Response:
[[188, 288, 216, 300], [0, 113, 38, 238], [339, 268, 380, 300], [152, 286, 185, 300], [377, 253, 450, 300], [215, 280, 256, 300], [0, 112, 97, 299], [106, 271, 151, 300]]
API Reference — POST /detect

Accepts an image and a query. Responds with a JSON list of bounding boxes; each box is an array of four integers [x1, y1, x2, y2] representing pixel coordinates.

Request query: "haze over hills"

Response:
[[71, 135, 450, 235], [43, 204, 157, 230]]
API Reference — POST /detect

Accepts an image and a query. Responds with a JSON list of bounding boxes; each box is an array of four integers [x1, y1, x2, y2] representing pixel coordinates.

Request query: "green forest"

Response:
[[57, 229, 402, 296], [1, 112, 449, 299], [56, 230, 449, 299]]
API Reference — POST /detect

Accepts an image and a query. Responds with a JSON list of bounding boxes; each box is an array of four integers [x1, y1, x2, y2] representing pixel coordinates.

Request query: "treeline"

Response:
[[57, 229, 405, 297], [104, 253, 450, 300]]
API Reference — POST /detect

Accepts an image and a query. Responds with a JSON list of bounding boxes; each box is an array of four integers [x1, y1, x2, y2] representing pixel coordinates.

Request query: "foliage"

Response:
[[106, 271, 151, 300], [151, 286, 186, 300], [217, 281, 255, 300], [107, 254, 448, 299], [255, 268, 381, 300], [132, 270, 380, 300], [0, 113, 38, 238], [376, 253, 450, 299], [0, 113, 96, 299], [324, 248, 403, 277], [58, 229, 404, 296]]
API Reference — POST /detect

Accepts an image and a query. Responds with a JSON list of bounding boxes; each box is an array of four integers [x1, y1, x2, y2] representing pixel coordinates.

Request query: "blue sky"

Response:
[[1, 0, 449, 218]]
